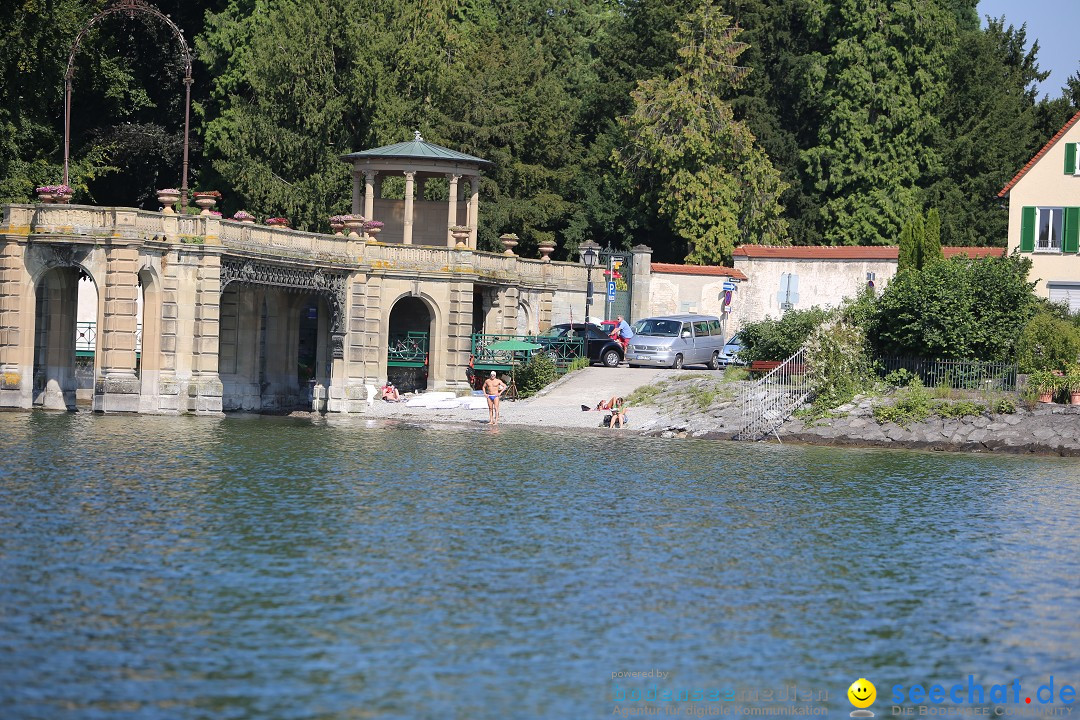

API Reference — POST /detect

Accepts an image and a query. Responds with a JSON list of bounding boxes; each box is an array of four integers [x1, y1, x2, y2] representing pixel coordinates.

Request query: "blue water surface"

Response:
[[1, 411, 1078, 719]]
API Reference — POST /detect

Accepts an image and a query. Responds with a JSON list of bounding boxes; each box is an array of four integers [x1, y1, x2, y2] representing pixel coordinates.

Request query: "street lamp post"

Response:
[[580, 240, 600, 326]]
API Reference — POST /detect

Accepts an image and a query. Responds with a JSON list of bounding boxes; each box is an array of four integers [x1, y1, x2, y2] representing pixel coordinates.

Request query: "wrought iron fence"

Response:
[[873, 356, 1018, 391], [736, 348, 811, 441], [75, 321, 142, 355], [387, 331, 429, 367], [470, 333, 585, 368]]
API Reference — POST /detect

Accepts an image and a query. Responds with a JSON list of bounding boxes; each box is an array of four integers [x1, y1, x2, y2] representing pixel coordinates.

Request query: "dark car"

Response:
[[537, 323, 624, 367]]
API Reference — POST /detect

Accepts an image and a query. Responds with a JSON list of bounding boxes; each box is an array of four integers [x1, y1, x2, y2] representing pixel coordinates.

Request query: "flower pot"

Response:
[[194, 196, 217, 215], [1038, 391, 1054, 403], [1071, 391, 1080, 406], [36, 192, 55, 204], [538, 242, 555, 262], [157, 191, 180, 213], [239, 217, 255, 224], [55, 193, 73, 204], [343, 217, 364, 238], [330, 221, 344, 235], [366, 227, 382, 240]]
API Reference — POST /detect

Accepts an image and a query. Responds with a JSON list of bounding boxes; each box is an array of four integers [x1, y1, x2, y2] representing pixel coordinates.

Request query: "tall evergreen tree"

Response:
[[923, 208, 942, 264], [803, 0, 954, 246], [617, 2, 787, 264]]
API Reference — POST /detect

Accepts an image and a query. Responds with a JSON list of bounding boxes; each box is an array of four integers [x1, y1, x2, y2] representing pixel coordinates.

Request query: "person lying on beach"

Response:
[[381, 383, 401, 402], [582, 396, 620, 412]]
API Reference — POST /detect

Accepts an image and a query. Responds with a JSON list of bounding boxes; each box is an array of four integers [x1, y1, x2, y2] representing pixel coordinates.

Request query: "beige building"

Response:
[[1000, 110, 1080, 309]]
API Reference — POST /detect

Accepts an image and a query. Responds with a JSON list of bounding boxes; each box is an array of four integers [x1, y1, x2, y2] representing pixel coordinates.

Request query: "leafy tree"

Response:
[[616, 1, 788, 264], [1016, 309, 1080, 373], [868, 254, 1037, 360]]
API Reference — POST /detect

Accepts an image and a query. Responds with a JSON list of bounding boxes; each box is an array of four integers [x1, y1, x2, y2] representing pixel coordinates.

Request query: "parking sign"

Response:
[[607, 281, 617, 302]]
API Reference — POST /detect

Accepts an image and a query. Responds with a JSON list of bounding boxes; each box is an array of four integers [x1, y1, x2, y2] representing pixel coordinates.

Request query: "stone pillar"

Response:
[[442, 277, 475, 391], [93, 244, 141, 412], [403, 172, 415, 245], [351, 170, 362, 215], [467, 175, 480, 249], [190, 251, 223, 414], [328, 270, 379, 413], [0, 239, 32, 409], [364, 170, 377, 221], [630, 244, 653, 323], [446, 173, 460, 248], [37, 267, 80, 410]]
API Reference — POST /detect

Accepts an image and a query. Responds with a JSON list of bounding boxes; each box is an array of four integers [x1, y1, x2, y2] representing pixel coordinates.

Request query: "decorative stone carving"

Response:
[[220, 257, 348, 334]]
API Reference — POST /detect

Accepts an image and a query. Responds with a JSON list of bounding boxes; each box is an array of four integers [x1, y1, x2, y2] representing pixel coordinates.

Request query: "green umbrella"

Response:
[[485, 339, 543, 352]]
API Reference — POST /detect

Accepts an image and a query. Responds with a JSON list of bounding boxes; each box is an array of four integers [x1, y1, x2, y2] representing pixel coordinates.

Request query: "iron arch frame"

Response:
[[63, 0, 193, 207]]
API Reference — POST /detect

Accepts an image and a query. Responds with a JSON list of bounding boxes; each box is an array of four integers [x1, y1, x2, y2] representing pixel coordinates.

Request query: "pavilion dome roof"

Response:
[[341, 131, 492, 168]]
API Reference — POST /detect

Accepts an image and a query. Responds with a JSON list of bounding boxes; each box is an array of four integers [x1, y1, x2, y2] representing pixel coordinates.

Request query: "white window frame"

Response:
[[1074, 143, 1080, 176], [1035, 207, 1065, 253]]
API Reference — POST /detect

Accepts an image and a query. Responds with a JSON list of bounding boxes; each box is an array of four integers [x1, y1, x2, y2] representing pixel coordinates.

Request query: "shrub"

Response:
[[873, 379, 932, 427], [1016, 309, 1080, 372], [1027, 369, 1061, 395], [738, 306, 831, 362], [868, 253, 1037, 361], [804, 318, 871, 410], [883, 368, 917, 388], [565, 356, 590, 373], [991, 397, 1016, 414], [514, 354, 558, 397]]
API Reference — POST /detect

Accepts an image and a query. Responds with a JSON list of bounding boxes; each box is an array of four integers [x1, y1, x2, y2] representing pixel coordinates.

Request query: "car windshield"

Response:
[[538, 327, 569, 339], [726, 334, 741, 347], [633, 319, 682, 337]]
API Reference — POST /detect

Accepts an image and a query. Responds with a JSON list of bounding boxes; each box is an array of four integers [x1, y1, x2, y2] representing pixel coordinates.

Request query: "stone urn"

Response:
[[55, 191, 73, 204], [157, 189, 181, 213], [193, 193, 219, 215], [452, 226, 471, 249], [537, 240, 556, 262], [364, 221, 384, 241], [343, 216, 364, 238], [1072, 391, 1080, 406], [499, 233, 519, 256]]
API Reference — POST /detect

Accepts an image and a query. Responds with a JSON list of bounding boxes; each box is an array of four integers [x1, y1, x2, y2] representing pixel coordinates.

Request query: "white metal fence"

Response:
[[736, 348, 812, 441]]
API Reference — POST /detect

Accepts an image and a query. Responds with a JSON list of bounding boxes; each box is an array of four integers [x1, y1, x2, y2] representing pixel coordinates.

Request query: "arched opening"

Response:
[[33, 267, 87, 410], [137, 268, 161, 411], [219, 285, 330, 412], [387, 296, 432, 392], [74, 273, 99, 406]]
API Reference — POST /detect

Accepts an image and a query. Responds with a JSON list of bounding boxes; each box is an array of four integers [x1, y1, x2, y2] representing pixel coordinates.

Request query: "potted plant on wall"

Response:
[[1029, 369, 1061, 404], [1065, 365, 1080, 405]]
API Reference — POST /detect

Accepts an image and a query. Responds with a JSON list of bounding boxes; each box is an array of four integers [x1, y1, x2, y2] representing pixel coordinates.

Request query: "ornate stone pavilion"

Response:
[[341, 132, 491, 249]]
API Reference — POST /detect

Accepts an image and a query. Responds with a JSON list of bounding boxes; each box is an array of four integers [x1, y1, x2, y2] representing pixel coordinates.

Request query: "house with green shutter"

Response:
[[999, 110, 1080, 310]]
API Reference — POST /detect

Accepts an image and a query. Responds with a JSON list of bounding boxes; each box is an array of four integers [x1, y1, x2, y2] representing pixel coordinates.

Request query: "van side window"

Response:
[[693, 321, 709, 337], [708, 320, 722, 335]]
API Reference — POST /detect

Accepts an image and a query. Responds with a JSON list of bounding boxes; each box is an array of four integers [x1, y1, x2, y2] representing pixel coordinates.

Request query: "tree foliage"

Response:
[[0, 0, 1073, 258], [868, 254, 1038, 360], [738, 306, 831, 363], [617, 2, 787, 264]]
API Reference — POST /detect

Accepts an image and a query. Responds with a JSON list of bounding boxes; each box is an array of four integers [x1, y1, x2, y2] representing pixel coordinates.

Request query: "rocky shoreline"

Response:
[[625, 373, 1080, 457]]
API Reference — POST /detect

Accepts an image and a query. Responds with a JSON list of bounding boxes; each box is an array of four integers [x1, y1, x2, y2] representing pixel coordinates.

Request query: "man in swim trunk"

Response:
[[482, 371, 507, 425]]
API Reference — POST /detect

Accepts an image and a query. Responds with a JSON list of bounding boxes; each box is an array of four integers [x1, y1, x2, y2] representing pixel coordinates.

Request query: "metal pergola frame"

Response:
[[63, 0, 193, 208]]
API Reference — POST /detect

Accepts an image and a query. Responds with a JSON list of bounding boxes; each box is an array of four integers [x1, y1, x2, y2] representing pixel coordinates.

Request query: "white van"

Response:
[[626, 314, 727, 369]]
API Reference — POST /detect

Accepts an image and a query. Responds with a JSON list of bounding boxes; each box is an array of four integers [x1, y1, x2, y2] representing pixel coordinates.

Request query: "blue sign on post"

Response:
[[607, 281, 617, 302], [723, 281, 738, 291]]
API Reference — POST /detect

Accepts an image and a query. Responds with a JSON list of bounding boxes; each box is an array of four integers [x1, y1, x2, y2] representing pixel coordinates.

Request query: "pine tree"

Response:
[[923, 208, 943, 265], [803, 0, 954, 246], [898, 221, 916, 272], [617, 1, 788, 264]]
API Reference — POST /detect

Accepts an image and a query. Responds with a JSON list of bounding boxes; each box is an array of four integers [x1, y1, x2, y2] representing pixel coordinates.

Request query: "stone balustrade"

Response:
[[1, 203, 587, 286]]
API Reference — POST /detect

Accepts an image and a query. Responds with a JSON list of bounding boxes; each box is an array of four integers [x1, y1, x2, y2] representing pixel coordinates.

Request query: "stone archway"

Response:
[[137, 266, 162, 412], [386, 296, 433, 392]]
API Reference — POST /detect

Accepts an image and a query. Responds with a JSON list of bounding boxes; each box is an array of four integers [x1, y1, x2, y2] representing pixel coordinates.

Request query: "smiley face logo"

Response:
[[848, 678, 876, 709]]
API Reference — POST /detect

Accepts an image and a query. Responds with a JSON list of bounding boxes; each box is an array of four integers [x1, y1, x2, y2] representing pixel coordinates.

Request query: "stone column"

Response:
[[630, 244, 653, 323], [352, 169, 362, 215], [0, 239, 32, 409], [403, 172, 415, 245], [190, 250, 223, 414], [467, 175, 480, 249], [93, 243, 141, 412], [446, 173, 460, 248], [364, 170, 377, 221]]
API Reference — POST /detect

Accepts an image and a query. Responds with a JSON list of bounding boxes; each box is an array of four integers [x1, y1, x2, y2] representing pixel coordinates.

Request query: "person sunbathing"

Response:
[[381, 383, 401, 402], [582, 396, 620, 412]]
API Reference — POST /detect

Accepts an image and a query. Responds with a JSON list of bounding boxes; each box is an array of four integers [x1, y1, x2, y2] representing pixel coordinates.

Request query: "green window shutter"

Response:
[[1020, 206, 1036, 252], [1066, 207, 1080, 253], [1067, 142, 1077, 175]]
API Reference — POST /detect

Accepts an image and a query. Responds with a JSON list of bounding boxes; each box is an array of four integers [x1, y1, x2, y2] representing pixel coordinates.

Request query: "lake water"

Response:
[[1, 411, 1079, 719]]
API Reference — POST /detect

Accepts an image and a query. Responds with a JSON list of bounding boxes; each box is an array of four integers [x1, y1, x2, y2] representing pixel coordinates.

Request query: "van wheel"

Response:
[[672, 354, 684, 370], [708, 351, 720, 370], [602, 348, 621, 368]]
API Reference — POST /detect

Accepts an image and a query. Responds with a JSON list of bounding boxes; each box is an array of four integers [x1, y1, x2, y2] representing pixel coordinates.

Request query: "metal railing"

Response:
[[75, 321, 141, 355], [470, 333, 585, 368], [736, 347, 811, 441], [874, 356, 1018, 391], [387, 331, 429, 366]]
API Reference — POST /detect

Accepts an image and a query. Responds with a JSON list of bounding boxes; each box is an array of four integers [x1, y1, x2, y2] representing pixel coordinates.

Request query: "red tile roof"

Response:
[[731, 245, 1004, 260], [650, 262, 748, 280], [998, 110, 1080, 198]]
